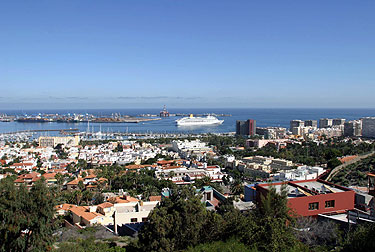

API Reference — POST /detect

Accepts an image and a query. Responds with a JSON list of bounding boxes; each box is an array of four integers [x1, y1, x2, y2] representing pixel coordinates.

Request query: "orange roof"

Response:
[[157, 160, 175, 165], [42, 173, 56, 179], [85, 174, 97, 179], [97, 202, 114, 209], [67, 178, 83, 185], [14, 178, 24, 183], [55, 203, 76, 211], [12, 163, 25, 167], [81, 211, 103, 221], [108, 196, 138, 204], [98, 177, 108, 182], [162, 166, 182, 170], [24, 172, 41, 179], [149, 196, 162, 202], [125, 164, 157, 169], [69, 205, 104, 221]]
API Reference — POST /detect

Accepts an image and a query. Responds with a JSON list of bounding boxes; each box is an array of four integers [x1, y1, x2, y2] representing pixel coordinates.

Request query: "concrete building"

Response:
[[304, 120, 318, 128], [240, 155, 294, 173], [361, 117, 375, 138], [256, 127, 287, 139], [333, 118, 346, 126], [291, 126, 302, 136], [171, 140, 213, 159], [290, 120, 304, 131], [246, 139, 289, 149], [236, 119, 256, 136], [272, 166, 325, 181], [344, 120, 362, 137], [319, 118, 333, 128], [245, 179, 355, 217], [39, 136, 80, 148]]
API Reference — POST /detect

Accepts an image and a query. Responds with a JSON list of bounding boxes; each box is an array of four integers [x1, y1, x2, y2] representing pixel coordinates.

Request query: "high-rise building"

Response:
[[332, 118, 346, 126], [304, 120, 318, 128], [290, 120, 304, 131], [344, 120, 362, 137], [319, 118, 333, 128], [361, 117, 375, 138], [236, 119, 256, 136]]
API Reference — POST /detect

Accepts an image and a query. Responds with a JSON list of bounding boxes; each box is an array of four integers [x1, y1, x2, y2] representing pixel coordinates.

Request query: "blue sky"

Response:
[[0, 0, 374, 109]]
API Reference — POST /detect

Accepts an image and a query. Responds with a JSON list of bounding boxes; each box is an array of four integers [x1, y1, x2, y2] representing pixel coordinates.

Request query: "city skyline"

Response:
[[1, 1, 375, 109]]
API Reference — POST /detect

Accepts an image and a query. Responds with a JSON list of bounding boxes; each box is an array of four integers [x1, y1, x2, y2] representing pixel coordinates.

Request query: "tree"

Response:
[[0, 177, 57, 252], [244, 184, 305, 252], [82, 171, 87, 178], [55, 173, 65, 188], [93, 192, 105, 205], [74, 190, 83, 206], [230, 179, 243, 196], [82, 190, 93, 205], [186, 238, 252, 252], [327, 158, 342, 169], [36, 158, 42, 168], [78, 180, 85, 191], [138, 186, 224, 252], [55, 237, 126, 252], [295, 217, 341, 251], [341, 223, 375, 252], [194, 176, 212, 188]]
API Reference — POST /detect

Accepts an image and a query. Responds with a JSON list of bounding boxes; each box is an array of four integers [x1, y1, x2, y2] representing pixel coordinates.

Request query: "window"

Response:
[[131, 218, 138, 223], [206, 192, 211, 201], [142, 217, 148, 222], [308, 202, 319, 211], [325, 200, 335, 208]]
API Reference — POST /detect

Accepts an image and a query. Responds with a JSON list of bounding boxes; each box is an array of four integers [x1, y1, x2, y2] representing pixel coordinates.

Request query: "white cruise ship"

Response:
[[176, 114, 224, 126]]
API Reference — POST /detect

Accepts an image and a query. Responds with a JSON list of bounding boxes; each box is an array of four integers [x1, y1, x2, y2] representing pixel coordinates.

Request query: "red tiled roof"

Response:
[[149, 196, 162, 202], [55, 203, 75, 211], [108, 196, 138, 204], [42, 173, 56, 179], [97, 202, 114, 209], [67, 178, 83, 185]]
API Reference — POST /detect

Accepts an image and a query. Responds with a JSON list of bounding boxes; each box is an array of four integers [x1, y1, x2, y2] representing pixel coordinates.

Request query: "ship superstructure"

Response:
[[176, 114, 224, 126]]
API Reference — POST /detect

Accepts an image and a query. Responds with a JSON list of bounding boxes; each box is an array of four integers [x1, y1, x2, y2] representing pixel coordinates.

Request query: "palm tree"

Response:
[[230, 179, 243, 196], [74, 190, 83, 205]]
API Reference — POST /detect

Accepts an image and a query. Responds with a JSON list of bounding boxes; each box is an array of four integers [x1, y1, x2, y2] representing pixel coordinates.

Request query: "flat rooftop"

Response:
[[262, 179, 347, 198]]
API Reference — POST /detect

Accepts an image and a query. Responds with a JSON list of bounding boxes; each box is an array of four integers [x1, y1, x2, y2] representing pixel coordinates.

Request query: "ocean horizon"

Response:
[[1, 108, 375, 135]]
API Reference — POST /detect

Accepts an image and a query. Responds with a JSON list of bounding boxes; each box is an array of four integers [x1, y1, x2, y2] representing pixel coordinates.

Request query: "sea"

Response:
[[1, 108, 375, 135]]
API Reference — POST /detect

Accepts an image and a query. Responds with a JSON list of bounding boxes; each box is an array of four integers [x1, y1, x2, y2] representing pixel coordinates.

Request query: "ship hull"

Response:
[[176, 116, 224, 126]]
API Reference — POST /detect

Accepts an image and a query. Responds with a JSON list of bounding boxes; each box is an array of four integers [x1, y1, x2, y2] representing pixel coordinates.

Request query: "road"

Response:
[[326, 151, 375, 181]]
